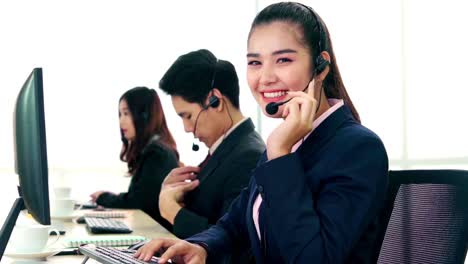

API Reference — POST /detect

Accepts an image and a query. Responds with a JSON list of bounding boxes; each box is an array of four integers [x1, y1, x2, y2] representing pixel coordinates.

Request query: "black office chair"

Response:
[[376, 170, 468, 264]]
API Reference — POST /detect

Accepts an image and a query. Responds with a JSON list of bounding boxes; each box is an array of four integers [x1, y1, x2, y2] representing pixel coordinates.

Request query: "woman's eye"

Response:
[[277, 58, 292, 63], [248, 60, 261, 66]]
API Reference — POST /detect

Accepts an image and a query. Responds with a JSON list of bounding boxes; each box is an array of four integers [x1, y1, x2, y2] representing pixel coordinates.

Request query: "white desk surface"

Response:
[[2, 209, 175, 263]]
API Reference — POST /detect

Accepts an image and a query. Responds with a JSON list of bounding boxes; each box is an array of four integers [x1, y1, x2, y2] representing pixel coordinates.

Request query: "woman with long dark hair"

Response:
[[91, 87, 179, 227], [135, 2, 388, 263]]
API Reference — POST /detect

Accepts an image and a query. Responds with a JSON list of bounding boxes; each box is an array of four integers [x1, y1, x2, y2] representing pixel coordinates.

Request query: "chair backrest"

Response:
[[376, 170, 468, 264]]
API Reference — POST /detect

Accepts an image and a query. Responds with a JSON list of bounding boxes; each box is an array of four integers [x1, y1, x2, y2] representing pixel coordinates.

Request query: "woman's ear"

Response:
[[317, 51, 331, 81]]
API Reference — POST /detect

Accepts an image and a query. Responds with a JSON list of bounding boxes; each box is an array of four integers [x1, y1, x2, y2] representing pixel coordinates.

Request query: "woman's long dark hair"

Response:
[[249, 2, 360, 123], [119, 87, 178, 174]]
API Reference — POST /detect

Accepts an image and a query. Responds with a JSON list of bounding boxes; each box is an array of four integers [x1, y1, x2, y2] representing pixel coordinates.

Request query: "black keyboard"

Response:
[[85, 217, 132, 234], [80, 244, 160, 264]]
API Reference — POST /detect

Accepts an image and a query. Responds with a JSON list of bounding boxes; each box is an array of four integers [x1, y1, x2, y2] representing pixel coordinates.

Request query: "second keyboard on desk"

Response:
[[85, 217, 133, 234], [80, 245, 160, 264]]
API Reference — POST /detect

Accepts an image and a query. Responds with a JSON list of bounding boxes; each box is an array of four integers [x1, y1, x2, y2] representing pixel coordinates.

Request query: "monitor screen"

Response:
[[0, 68, 51, 260], [13, 67, 50, 225]]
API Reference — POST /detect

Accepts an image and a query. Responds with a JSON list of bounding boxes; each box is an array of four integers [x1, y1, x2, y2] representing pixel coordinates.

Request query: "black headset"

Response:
[[141, 110, 149, 124], [300, 4, 330, 114], [192, 60, 220, 151], [207, 94, 220, 109], [298, 3, 330, 74], [205, 60, 220, 109]]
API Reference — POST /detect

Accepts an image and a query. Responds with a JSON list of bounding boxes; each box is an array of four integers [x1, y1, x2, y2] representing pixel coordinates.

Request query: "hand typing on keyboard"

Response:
[[134, 238, 207, 264]]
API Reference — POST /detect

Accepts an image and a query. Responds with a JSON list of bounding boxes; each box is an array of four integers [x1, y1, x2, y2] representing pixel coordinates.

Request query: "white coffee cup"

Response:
[[50, 198, 75, 217], [7, 224, 60, 253], [54, 187, 71, 199]]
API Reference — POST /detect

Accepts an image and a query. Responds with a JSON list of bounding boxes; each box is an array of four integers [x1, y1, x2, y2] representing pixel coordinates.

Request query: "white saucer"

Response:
[[4, 248, 61, 260], [50, 212, 81, 221]]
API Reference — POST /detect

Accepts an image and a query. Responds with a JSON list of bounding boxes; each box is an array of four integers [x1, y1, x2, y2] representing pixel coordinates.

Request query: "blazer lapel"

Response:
[[247, 153, 268, 263], [297, 105, 355, 155], [196, 156, 219, 184], [196, 119, 255, 185], [245, 176, 263, 264]]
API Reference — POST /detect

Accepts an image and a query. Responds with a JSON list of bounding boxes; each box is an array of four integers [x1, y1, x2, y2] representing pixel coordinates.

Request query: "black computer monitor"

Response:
[[0, 68, 50, 261]]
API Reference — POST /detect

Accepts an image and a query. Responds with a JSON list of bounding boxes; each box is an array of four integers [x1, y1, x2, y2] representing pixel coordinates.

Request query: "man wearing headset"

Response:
[[156, 49, 265, 248]]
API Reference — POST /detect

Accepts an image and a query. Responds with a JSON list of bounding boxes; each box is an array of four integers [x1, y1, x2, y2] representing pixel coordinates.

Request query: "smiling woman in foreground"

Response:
[[135, 2, 388, 263]]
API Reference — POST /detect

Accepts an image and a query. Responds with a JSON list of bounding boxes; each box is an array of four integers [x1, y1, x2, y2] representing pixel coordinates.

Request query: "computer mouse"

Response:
[[76, 216, 86, 224]]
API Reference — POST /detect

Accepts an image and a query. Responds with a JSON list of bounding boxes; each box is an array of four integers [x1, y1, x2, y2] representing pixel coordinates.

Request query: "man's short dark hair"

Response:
[[159, 49, 240, 109]]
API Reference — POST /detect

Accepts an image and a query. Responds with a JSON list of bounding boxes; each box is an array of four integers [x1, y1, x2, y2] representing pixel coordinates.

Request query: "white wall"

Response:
[[0, 0, 258, 172], [1, 0, 467, 238]]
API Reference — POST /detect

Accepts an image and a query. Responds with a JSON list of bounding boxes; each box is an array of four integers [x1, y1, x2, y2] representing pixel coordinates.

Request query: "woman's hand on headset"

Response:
[[266, 79, 318, 160]]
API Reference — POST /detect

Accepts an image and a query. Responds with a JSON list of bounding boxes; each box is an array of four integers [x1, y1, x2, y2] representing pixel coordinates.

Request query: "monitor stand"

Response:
[[0, 197, 24, 261]]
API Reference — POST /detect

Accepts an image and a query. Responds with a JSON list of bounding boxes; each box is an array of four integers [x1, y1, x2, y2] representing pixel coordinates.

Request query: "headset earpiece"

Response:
[[141, 101, 150, 124], [141, 111, 149, 122], [315, 54, 330, 74], [207, 95, 220, 108], [141, 89, 155, 124]]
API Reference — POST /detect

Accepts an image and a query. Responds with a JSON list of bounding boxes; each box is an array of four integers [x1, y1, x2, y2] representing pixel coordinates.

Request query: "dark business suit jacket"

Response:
[[187, 106, 389, 264], [173, 118, 265, 239], [96, 140, 178, 230]]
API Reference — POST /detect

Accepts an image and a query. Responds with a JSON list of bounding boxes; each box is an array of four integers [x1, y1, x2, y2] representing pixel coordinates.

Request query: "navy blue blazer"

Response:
[[187, 105, 389, 263]]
